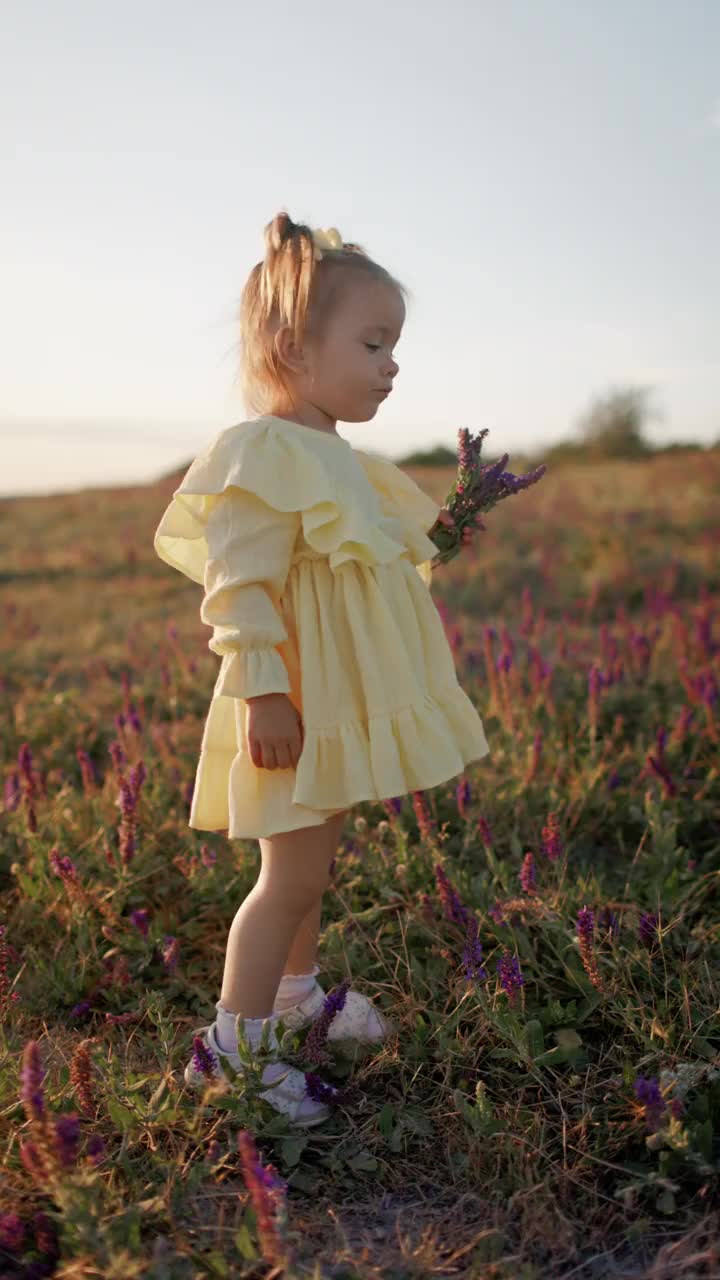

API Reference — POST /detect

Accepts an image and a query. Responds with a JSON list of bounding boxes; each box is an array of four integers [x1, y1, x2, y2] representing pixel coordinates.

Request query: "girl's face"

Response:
[[275, 278, 404, 428]]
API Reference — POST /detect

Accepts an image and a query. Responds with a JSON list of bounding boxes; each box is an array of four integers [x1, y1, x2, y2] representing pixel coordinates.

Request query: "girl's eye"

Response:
[[365, 343, 381, 352]]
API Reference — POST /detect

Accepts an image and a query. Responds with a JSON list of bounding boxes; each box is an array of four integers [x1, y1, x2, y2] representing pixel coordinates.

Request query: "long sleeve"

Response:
[[201, 487, 299, 700]]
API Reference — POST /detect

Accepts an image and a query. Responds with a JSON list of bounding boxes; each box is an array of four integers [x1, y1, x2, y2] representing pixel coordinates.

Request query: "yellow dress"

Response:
[[153, 415, 490, 838]]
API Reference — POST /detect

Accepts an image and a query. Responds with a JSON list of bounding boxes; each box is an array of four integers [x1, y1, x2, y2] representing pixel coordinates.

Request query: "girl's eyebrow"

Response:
[[362, 324, 401, 336]]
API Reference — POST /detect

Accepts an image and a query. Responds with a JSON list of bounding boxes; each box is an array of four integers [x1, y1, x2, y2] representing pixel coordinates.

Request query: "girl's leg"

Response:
[[283, 898, 322, 977], [282, 809, 348, 976], [219, 809, 348, 1019]]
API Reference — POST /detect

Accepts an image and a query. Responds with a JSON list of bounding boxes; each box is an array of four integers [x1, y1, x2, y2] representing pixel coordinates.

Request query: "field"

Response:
[[1, 445, 719, 1279]]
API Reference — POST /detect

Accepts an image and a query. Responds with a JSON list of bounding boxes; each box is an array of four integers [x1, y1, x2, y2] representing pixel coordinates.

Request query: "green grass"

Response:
[[1, 448, 719, 1278]]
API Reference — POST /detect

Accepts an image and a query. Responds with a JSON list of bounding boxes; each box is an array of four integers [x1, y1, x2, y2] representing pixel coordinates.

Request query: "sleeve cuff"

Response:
[[214, 647, 291, 699]]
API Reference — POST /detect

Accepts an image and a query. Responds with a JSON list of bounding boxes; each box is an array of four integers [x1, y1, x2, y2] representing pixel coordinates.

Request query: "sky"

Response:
[[1, 0, 718, 497]]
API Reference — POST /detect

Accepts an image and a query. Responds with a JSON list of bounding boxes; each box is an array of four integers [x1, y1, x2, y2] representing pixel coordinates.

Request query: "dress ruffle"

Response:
[[353, 447, 442, 586], [153, 417, 435, 586], [292, 682, 490, 810]]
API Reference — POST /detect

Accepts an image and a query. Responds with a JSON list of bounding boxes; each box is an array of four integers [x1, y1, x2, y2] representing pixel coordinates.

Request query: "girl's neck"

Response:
[[265, 403, 338, 435]]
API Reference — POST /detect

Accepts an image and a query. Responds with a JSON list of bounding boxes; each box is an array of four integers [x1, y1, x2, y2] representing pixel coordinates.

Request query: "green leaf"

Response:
[[146, 1078, 172, 1114], [205, 1252, 230, 1276], [347, 1150, 378, 1172], [377, 1101, 395, 1140], [524, 1019, 545, 1058], [555, 1028, 583, 1051], [125, 1074, 158, 1092], [107, 1097, 137, 1132], [280, 1135, 308, 1168], [389, 1125, 404, 1153], [287, 1168, 319, 1192], [692, 1118, 713, 1161], [233, 1227, 257, 1260]]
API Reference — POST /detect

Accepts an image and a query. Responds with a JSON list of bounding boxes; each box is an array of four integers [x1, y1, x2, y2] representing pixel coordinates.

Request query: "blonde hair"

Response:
[[236, 210, 409, 416]]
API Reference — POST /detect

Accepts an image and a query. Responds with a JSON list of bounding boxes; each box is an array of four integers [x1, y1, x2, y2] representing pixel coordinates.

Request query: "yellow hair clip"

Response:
[[311, 226, 344, 260]]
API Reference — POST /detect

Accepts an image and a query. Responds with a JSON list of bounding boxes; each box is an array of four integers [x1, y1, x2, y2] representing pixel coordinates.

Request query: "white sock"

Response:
[[273, 963, 321, 1013], [214, 1001, 277, 1054]]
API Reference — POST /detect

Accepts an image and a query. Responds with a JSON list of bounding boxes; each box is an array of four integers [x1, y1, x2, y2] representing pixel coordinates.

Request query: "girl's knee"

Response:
[[257, 875, 327, 918], [257, 853, 332, 909]]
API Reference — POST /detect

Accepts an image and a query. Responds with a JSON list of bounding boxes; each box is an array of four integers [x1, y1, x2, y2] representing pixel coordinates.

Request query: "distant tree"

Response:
[[538, 440, 589, 466], [575, 385, 658, 460], [396, 443, 458, 467], [654, 440, 705, 455]]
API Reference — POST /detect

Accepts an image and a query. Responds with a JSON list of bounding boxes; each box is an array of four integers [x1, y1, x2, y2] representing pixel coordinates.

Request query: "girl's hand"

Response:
[[436, 506, 484, 546], [246, 692, 304, 770]]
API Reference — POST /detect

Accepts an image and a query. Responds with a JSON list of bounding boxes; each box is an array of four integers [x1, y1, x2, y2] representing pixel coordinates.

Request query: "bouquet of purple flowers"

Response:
[[427, 427, 547, 568]]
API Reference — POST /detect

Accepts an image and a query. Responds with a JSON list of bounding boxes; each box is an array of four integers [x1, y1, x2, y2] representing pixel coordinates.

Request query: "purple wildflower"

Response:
[[456, 777, 471, 817], [86, 1133, 106, 1166], [117, 775, 138, 866], [640, 752, 676, 793], [69, 998, 93, 1021], [0, 924, 21, 1018], [237, 1129, 288, 1265], [304, 980, 350, 1060], [638, 912, 659, 948], [477, 816, 493, 846], [21, 1041, 46, 1122], [541, 812, 562, 861], [304, 1072, 345, 1105], [383, 796, 404, 819], [49, 850, 77, 880], [412, 791, 435, 840], [462, 916, 487, 982], [76, 748, 98, 793], [108, 739, 127, 772], [577, 907, 603, 989], [434, 864, 472, 929], [191, 1034, 218, 1079], [20, 1138, 49, 1185], [488, 901, 507, 925], [633, 1076, 666, 1131], [32, 1210, 59, 1259], [496, 950, 524, 1004], [519, 852, 537, 894], [162, 935, 180, 972], [4, 771, 21, 812], [53, 1113, 81, 1169], [0, 1211, 26, 1252], [129, 908, 150, 938]]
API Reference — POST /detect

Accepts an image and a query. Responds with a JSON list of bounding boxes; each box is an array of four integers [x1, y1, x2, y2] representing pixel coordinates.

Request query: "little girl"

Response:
[[154, 212, 490, 1126]]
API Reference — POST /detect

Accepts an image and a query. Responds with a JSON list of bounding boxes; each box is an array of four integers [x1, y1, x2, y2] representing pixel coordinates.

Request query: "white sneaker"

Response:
[[183, 1015, 331, 1127], [275, 980, 394, 1043]]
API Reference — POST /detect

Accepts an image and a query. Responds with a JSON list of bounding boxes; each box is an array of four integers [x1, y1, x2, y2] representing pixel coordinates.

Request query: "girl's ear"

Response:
[[274, 324, 307, 376]]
